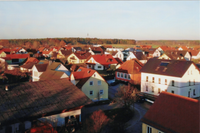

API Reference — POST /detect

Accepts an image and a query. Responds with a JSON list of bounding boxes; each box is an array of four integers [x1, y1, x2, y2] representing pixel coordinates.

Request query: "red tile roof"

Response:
[[140, 58, 196, 77], [159, 46, 175, 51], [72, 67, 95, 80], [74, 52, 91, 59], [189, 50, 200, 56], [24, 57, 39, 64], [117, 59, 143, 74], [0, 48, 11, 53], [141, 92, 199, 133], [38, 47, 45, 52], [3, 54, 30, 60], [86, 54, 118, 65], [179, 46, 188, 50]]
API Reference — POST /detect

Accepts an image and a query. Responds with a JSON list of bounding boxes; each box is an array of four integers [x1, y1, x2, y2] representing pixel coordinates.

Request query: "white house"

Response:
[[126, 52, 147, 64], [85, 54, 118, 70], [105, 50, 124, 61], [32, 63, 48, 82], [189, 50, 200, 59], [140, 58, 200, 98]]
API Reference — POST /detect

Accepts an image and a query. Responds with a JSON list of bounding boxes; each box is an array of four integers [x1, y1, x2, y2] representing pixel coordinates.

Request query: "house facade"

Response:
[[32, 63, 48, 82], [115, 59, 143, 84], [140, 58, 200, 98], [85, 54, 118, 71], [126, 52, 147, 64], [70, 67, 108, 101]]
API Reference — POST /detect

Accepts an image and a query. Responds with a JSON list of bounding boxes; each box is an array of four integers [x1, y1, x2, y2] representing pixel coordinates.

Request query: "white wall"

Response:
[[141, 64, 200, 98], [39, 109, 81, 127]]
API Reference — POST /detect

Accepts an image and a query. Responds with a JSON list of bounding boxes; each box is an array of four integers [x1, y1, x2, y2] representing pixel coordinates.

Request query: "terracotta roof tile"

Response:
[[86, 54, 118, 65], [141, 92, 199, 133], [117, 59, 143, 74]]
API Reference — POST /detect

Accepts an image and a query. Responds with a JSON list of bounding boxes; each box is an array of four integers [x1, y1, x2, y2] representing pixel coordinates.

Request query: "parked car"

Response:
[[136, 93, 145, 103]]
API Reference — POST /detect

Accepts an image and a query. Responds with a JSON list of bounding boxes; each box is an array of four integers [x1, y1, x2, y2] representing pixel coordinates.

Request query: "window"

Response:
[[90, 81, 93, 86], [146, 76, 148, 82], [171, 90, 174, 94], [128, 75, 131, 80], [188, 91, 190, 97], [193, 89, 196, 95], [121, 73, 123, 78], [189, 80, 191, 86], [165, 79, 167, 85], [99, 90, 103, 95], [98, 65, 102, 68], [158, 78, 161, 84], [117, 72, 120, 77], [124, 74, 127, 79], [146, 86, 148, 91], [172, 80, 174, 86], [98, 80, 101, 85], [158, 88, 161, 94], [194, 80, 195, 85], [152, 87, 154, 93], [77, 69, 82, 72], [89, 91, 93, 95], [152, 77, 154, 83], [147, 126, 152, 133]]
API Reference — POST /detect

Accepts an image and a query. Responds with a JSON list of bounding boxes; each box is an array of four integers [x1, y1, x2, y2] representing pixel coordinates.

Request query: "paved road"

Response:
[[125, 102, 152, 133]]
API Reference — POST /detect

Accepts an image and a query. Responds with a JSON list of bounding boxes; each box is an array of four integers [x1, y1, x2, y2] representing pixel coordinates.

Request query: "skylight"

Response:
[[160, 62, 169, 67], [77, 69, 82, 72]]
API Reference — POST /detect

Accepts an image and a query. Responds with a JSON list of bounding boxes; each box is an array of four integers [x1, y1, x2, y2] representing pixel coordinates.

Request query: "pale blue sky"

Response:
[[0, 1, 199, 40]]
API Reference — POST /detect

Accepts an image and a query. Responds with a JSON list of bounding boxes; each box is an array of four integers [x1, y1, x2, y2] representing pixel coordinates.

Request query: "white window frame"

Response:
[[124, 73, 127, 79], [89, 81, 93, 86], [121, 73, 123, 78], [117, 72, 120, 78], [98, 80, 101, 85], [89, 91, 94, 95], [99, 90, 104, 95], [128, 74, 131, 80], [147, 126, 152, 133]]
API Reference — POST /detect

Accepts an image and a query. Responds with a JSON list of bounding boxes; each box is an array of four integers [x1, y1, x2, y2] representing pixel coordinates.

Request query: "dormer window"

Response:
[[77, 69, 82, 72]]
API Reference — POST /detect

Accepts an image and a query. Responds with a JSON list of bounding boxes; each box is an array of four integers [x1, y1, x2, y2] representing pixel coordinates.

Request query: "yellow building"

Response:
[[70, 67, 108, 101]]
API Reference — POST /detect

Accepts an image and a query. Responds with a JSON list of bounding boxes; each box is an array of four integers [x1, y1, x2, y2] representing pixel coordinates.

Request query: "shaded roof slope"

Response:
[[0, 79, 92, 126], [140, 58, 194, 77], [141, 92, 199, 133]]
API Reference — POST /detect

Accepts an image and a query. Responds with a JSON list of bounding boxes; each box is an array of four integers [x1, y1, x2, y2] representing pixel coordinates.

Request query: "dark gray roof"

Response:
[[0, 79, 92, 126], [140, 58, 194, 77]]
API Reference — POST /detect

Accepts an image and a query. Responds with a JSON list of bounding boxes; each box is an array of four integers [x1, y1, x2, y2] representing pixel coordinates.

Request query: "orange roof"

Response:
[[189, 50, 200, 56], [117, 59, 143, 74], [42, 51, 50, 54], [141, 92, 199, 133], [38, 47, 45, 52], [12, 47, 22, 52], [24, 57, 39, 64], [179, 46, 188, 50], [159, 46, 175, 51], [86, 54, 118, 65], [72, 67, 95, 80]]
